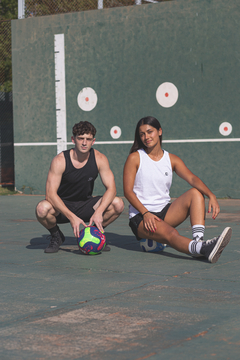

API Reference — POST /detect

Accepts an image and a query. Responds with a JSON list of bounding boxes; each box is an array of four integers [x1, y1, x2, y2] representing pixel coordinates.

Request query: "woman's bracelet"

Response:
[[142, 211, 150, 216]]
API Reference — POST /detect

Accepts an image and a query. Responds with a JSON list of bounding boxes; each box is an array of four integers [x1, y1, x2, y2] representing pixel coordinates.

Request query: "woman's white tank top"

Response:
[[129, 149, 172, 218]]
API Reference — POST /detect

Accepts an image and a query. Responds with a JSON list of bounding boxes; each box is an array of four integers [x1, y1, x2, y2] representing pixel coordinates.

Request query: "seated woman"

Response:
[[123, 116, 232, 263]]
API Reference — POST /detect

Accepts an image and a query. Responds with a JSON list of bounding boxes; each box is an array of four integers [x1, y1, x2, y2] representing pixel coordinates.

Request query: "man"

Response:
[[36, 121, 124, 253]]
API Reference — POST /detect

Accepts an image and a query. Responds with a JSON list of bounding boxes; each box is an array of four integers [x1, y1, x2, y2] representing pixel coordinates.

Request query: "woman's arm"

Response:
[[123, 152, 146, 214], [169, 153, 220, 219]]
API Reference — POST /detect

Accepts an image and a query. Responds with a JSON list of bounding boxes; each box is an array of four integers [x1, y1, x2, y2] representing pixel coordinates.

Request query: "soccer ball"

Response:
[[78, 226, 106, 255], [140, 239, 168, 253]]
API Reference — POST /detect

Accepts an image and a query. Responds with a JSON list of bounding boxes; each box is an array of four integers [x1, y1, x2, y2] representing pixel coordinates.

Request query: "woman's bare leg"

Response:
[[138, 220, 191, 254], [164, 188, 205, 228]]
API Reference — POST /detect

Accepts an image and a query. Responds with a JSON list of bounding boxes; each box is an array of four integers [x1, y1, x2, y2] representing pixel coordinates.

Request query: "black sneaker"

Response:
[[44, 229, 65, 253], [200, 227, 232, 263]]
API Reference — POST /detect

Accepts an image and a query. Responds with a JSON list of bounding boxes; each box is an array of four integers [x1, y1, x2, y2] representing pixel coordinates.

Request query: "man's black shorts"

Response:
[[56, 196, 102, 224], [129, 203, 171, 240]]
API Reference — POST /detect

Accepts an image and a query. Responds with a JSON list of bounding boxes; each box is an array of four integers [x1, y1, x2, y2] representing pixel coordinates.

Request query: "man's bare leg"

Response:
[[93, 196, 124, 227], [93, 197, 124, 251], [36, 200, 64, 253], [36, 199, 59, 229]]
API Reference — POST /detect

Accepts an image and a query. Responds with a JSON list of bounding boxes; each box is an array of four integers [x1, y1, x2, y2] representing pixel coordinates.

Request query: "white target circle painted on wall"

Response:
[[77, 87, 98, 111], [156, 82, 179, 108], [110, 126, 122, 139], [219, 122, 232, 136]]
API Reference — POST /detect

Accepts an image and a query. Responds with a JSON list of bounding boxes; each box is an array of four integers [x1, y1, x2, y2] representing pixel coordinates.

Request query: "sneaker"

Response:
[[44, 229, 65, 253], [200, 227, 232, 263]]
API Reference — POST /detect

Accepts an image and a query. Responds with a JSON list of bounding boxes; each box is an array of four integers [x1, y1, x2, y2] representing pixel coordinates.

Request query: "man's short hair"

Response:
[[72, 121, 96, 137]]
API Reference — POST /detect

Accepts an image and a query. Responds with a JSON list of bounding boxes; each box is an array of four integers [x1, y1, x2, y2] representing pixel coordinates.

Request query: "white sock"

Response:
[[188, 240, 203, 255], [192, 225, 205, 241]]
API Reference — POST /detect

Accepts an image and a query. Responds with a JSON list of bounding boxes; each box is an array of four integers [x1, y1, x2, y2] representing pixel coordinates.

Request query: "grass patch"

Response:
[[0, 186, 19, 195]]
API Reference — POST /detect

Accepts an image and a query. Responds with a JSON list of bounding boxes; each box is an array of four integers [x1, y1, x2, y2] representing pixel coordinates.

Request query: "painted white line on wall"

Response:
[[14, 143, 58, 146], [14, 138, 240, 146], [163, 138, 240, 143], [54, 34, 67, 154], [14, 141, 133, 146]]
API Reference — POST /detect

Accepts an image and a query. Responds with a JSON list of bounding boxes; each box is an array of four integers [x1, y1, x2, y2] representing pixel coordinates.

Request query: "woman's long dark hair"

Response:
[[130, 116, 162, 154]]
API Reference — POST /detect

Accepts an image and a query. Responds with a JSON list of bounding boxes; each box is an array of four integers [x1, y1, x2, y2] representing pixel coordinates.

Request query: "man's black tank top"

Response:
[[57, 148, 98, 202]]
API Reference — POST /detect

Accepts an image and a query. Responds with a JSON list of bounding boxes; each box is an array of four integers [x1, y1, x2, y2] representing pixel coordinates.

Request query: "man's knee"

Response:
[[112, 197, 124, 215], [36, 200, 53, 219]]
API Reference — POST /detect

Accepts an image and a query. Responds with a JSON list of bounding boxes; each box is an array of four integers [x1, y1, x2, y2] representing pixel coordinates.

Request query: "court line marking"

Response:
[[14, 138, 240, 146]]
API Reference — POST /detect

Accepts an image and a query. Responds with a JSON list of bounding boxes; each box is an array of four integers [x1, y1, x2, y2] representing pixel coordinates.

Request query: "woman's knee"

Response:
[[165, 226, 179, 243], [189, 188, 205, 203]]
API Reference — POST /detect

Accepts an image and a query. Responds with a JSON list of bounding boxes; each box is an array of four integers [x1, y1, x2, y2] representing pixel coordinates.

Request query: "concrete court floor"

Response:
[[1, 195, 240, 360]]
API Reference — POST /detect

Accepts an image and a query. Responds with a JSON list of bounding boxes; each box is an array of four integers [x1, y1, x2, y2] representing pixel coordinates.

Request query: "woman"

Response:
[[123, 116, 232, 263]]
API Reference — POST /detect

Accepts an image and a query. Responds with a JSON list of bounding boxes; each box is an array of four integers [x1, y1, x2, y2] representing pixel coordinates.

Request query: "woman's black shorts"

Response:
[[129, 203, 171, 240]]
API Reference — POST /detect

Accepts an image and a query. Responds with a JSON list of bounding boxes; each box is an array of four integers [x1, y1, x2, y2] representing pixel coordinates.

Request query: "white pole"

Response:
[[98, 0, 103, 9], [0, 127, 1, 185], [54, 34, 67, 154], [18, 0, 25, 19]]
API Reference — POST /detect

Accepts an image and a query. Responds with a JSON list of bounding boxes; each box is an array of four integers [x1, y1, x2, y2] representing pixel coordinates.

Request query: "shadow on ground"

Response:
[[27, 232, 197, 261]]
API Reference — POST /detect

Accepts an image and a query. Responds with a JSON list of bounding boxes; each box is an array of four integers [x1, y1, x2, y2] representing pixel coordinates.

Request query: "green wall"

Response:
[[12, 0, 240, 197]]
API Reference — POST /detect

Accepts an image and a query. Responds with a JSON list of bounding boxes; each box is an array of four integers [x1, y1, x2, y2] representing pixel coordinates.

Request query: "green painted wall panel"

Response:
[[12, 0, 240, 197], [14, 146, 56, 194]]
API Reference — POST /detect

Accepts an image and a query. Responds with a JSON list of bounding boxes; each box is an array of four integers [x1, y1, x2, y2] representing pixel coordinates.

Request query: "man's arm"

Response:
[[46, 153, 87, 237], [88, 150, 117, 232]]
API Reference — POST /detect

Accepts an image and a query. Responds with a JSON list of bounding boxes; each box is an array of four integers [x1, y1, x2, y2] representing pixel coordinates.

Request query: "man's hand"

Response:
[[89, 209, 104, 234], [70, 215, 87, 238]]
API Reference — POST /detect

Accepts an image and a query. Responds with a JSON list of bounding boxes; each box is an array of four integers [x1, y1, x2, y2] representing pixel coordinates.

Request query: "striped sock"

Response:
[[189, 240, 202, 255], [192, 225, 205, 241]]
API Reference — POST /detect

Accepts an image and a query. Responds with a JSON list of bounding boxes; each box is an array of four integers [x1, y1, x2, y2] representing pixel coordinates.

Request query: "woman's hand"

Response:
[[208, 195, 220, 220], [143, 212, 161, 233]]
